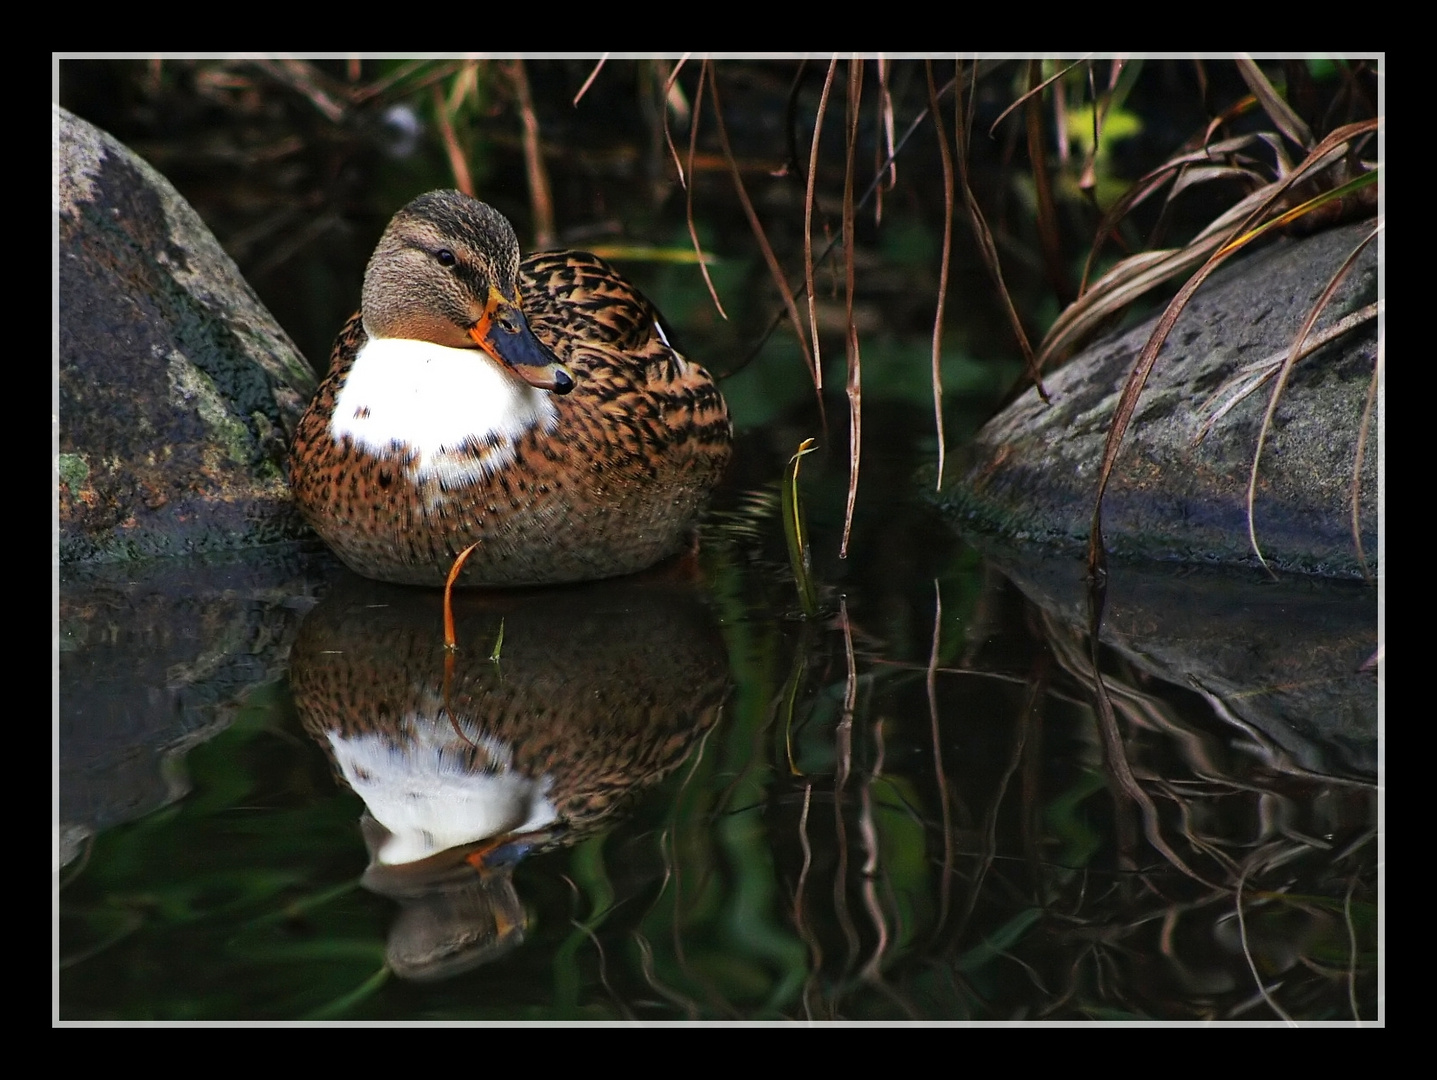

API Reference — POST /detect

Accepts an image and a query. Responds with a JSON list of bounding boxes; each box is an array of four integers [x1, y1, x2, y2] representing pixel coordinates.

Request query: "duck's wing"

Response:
[[519, 248, 730, 466], [520, 251, 683, 368]]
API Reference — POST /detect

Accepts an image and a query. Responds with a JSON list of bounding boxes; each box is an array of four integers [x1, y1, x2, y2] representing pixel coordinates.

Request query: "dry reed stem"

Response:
[[706, 63, 818, 393], [432, 81, 473, 197], [660, 55, 693, 187], [252, 58, 348, 123], [1077, 59, 1130, 197], [733, 67, 956, 391], [1026, 61, 1070, 306], [508, 59, 555, 250], [985, 55, 1088, 137], [840, 58, 864, 559], [572, 54, 609, 106], [925, 61, 955, 489], [872, 55, 896, 226], [952, 61, 1046, 400], [348, 59, 466, 106], [804, 57, 839, 390], [1352, 323, 1381, 583], [665, 58, 727, 320]]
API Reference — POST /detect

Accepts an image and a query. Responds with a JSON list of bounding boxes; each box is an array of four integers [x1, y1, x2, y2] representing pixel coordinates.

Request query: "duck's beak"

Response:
[[469, 288, 575, 395]]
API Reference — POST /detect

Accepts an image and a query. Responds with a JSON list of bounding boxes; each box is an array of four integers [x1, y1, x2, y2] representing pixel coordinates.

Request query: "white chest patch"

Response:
[[330, 336, 558, 490]]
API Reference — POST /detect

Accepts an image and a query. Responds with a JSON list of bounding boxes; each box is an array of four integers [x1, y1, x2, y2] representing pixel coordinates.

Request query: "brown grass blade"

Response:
[[681, 59, 728, 320], [986, 55, 1090, 137], [508, 59, 555, 249], [1236, 55, 1314, 150], [723, 67, 956, 394], [1244, 224, 1379, 574], [707, 63, 819, 392], [346, 59, 466, 107], [432, 80, 474, 197], [1040, 197, 1253, 367], [1043, 156, 1376, 369], [872, 55, 896, 226], [952, 60, 1045, 400], [1076, 58, 1135, 198], [1193, 301, 1377, 444], [926, 60, 956, 490], [841, 58, 864, 560], [572, 54, 609, 106], [1351, 310, 1381, 583], [660, 55, 693, 186], [780, 58, 810, 189], [804, 57, 839, 391], [250, 58, 349, 123], [1217, 165, 1378, 254], [1076, 120, 1267, 295], [660, 58, 691, 128], [1026, 60, 1071, 306]]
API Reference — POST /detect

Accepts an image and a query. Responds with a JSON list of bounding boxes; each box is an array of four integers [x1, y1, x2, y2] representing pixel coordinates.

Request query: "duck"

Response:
[[289, 189, 732, 587]]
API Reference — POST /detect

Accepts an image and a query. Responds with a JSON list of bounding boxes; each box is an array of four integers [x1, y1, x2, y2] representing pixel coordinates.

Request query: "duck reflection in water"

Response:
[[289, 569, 730, 981]]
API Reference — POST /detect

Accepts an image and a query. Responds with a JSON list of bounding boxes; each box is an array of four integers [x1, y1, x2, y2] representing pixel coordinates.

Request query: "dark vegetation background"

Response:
[[57, 58, 1377, 449]]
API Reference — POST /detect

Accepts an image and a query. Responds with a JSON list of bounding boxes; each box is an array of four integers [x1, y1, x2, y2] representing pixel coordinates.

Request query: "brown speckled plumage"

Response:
[[289, 191, 731, 587], [289, 576, 729, 846]]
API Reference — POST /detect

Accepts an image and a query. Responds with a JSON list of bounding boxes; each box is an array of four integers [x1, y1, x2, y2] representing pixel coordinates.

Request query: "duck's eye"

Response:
[[435, 248, 457, 267]]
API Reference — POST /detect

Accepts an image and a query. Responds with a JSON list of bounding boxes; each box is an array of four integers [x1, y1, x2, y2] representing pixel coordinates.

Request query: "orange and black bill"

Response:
[[469, 288, 575, 394]]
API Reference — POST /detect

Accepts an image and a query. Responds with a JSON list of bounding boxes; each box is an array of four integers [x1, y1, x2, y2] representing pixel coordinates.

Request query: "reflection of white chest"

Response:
[[326, 723, 559, 866], [330, 337, 558, 487]]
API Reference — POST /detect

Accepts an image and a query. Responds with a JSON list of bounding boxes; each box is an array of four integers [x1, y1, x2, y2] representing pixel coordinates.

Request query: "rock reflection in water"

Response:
[[977, 542, 1378, 779], [288, 570, 730, 981]]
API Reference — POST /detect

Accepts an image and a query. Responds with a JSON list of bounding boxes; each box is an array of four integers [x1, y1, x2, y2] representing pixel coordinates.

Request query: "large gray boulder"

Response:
[[56, 103, 317, 564], [937, 220, 1380, 579]]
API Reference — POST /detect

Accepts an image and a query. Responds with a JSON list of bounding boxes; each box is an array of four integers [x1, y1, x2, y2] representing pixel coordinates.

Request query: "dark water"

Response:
[[57, 443, 1379, 1022], [56, 58, 1380, 1024]]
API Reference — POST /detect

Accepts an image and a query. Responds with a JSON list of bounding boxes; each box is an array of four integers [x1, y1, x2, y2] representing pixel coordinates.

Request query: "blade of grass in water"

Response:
[[783, 439, 819, 618]]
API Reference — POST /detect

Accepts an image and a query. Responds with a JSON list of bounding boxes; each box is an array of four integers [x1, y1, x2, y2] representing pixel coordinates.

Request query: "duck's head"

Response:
[[361, 190, 575, 395]]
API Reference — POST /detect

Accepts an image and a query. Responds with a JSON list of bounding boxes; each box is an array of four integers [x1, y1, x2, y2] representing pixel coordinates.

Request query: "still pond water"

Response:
[[57, 429, 1380, 1024]]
